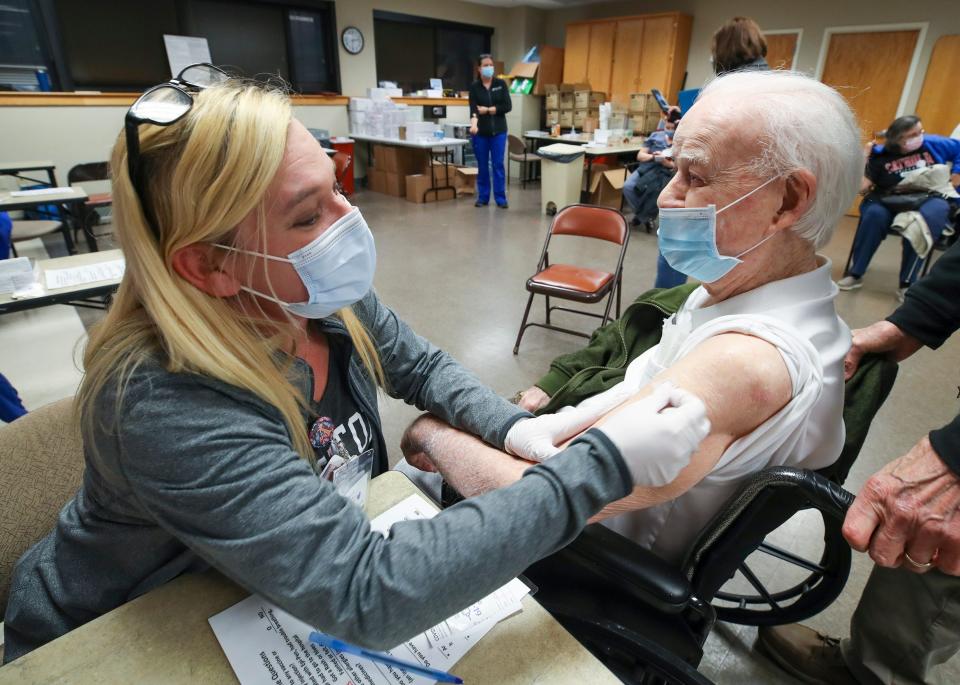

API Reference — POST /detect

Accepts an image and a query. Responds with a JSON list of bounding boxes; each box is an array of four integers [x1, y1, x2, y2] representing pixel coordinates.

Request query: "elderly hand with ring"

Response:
[[842, 435, 960, 574]]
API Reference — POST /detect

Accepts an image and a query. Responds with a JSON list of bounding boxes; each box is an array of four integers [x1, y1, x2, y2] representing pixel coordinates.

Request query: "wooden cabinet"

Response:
[[563, 12, 692, 105], [563, 23, 590, 84]]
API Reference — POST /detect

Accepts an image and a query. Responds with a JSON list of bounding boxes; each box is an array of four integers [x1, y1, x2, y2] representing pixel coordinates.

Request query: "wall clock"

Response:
[[342, 27, 364, 55]]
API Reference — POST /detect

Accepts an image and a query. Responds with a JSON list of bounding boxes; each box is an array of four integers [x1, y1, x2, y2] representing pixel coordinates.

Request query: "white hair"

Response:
[[698, 70, 863, 249]]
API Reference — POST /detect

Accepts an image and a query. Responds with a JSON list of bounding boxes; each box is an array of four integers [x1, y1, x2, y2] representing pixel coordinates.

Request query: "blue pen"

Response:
[[308, 631, 464, 684]]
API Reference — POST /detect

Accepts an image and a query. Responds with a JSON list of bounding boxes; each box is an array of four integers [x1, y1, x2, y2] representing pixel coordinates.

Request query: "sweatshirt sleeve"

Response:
[[468, 83, 478, 119], [115, 374, 631, 650], [536, 316, 627, 396], [497, 80, 513, 115], [353, 290, 529, 448], [886, 239, 960, 349], [930, 417, 960, 478]]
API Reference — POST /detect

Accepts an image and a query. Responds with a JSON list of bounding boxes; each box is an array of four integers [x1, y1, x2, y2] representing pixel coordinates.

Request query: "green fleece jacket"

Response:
[[536, 283, 699, 414]]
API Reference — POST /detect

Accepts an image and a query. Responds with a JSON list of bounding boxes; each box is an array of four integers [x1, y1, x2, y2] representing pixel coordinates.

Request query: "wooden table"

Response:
[[351, 134, 469, 202], [0, 249, 122, 316], [0, 187, 93, 254], [0, 160, 57, 188], [0, 472, 619, 685]]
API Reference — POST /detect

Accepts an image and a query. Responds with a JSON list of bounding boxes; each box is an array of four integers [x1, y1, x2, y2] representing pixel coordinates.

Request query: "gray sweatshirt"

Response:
[[4, 290, 631, 661]]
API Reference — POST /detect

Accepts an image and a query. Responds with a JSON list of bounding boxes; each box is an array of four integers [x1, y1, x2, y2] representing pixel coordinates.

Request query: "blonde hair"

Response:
[[78, 81, 384, 462]]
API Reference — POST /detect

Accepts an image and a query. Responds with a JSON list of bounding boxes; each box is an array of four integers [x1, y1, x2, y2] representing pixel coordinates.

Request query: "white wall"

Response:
[[543, 0, 960, 118], [0, 104, 348, 189]]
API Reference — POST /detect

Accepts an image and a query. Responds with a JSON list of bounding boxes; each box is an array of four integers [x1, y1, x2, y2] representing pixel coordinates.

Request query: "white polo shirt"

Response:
[[602, 256, 851, 563]]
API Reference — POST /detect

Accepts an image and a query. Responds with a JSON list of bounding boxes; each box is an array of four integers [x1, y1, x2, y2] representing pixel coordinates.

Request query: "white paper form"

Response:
[[0, 257, 36, 293], [209, 494, 530, 685], [44, 259, 125, 290], [163, 35, 212, 78]]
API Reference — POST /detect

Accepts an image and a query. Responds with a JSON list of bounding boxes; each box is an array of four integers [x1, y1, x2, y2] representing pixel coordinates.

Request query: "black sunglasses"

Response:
[[125, 63, 230, 241]]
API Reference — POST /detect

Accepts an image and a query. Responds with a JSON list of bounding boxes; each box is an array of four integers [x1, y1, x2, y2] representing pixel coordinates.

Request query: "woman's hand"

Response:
[[477, 106, 489, 115], [469, 124, 479, 135]]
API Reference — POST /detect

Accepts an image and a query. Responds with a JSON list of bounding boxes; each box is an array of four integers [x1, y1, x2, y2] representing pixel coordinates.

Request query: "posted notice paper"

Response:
[[210, 494, 530, 685]]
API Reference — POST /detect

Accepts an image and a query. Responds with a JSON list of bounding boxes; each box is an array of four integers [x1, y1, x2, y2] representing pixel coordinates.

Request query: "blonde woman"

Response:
[[3, 65, 709, 661]]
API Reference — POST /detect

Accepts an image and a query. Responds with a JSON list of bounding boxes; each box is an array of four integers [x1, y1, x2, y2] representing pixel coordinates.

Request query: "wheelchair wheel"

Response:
[[710, 507, 851, 626], [554, 614, 716, 685]]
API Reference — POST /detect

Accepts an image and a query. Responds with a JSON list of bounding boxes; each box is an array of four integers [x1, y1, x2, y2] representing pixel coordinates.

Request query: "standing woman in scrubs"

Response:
[[468, 54, 511, 209], [3, 66, 709, 660]]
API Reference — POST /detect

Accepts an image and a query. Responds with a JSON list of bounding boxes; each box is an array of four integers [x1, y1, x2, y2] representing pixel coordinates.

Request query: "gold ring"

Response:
[[904, 551, 934, 569]]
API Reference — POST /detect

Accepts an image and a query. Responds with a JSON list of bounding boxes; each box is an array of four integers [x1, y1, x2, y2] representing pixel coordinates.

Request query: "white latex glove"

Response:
[[505, 379, 638, 462], [595, 382, 711, 487]]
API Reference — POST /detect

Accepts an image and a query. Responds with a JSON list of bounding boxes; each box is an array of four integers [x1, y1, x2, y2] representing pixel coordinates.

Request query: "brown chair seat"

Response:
[[530, 264, 614, 294], [509, 151, 538, 162], [85, 192, 113, 207]]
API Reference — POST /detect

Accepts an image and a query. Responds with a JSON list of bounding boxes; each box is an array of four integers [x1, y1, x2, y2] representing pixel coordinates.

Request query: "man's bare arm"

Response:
[[403, 333, 791, 515]]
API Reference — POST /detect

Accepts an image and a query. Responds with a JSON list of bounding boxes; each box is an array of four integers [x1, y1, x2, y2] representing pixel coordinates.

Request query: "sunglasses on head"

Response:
[[124, 63, 230, 241]]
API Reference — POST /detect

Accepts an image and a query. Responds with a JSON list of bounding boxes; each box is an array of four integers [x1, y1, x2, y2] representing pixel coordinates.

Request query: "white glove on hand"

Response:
[[505, 379, 637, 462], [595, 381, 711, 487]]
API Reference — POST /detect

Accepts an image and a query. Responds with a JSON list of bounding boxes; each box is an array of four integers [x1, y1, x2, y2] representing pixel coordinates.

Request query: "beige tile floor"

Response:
[[4, 184, 959, 683]]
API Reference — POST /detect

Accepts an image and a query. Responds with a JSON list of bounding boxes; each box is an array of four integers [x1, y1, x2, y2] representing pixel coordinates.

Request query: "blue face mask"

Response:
[[480, 66, 495, 79], [657, 176, 780, 283], [218, 206, 377, 318]]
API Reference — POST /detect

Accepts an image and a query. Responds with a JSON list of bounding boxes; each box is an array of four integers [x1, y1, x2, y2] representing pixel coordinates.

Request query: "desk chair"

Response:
[[67, 162, 112, 248], [521, 354, 898, 684], [507, 134, 539, 189], [514, 204, 630, 354], [10, 219, 72, 257], [0, 399, 84, 620]]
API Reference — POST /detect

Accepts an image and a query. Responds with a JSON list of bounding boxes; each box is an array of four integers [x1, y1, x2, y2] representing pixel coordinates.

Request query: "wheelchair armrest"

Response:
[[564, 523, 693, 614]]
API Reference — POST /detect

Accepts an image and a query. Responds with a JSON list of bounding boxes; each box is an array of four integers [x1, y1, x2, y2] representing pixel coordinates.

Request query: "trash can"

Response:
[[331, 137, 356, 196], [536, 143, 585, 215]]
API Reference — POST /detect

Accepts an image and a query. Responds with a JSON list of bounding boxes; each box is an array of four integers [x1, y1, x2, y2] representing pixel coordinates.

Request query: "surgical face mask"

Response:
[[217, 206, 376, 319], [480, 65, 495, 79], [657, 176, 780, 283], [899, 134, 923, 153]]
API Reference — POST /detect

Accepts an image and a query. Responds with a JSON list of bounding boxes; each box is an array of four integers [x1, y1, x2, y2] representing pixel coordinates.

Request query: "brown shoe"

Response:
[[756, 624, 859, 685]]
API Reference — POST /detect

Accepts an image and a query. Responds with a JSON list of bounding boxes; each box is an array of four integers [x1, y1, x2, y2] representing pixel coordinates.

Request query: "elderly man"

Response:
[[403, 70, 864, 562]]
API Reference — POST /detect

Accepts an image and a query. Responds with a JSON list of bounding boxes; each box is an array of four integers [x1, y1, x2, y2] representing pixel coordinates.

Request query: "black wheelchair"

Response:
[[519, 353, 899, 684]]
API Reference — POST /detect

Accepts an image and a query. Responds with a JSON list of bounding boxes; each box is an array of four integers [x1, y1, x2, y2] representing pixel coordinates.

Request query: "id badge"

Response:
[[332, 449, 374, 509]]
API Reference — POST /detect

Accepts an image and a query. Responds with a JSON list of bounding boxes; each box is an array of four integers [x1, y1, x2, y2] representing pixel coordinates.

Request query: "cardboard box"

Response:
[[373, 144, 399, 173], [384, 171, 406, 197], [630, 92, 661, 114], [399, 148, 431, 175], [631, 112, 662, 135], [368, 168, 386, 193], [590, 168, 627, 209], [454, 167, 478, 196], [545, 109, 561, 126], [574, 108, 599, 128], [559, 92, 576, 110], [545, 87, 560, 110], [406, 174, 457, 203], [509, 62, 539, 79], [428, 161, 459, 186], [559, 110, 574, 128], [575, 90, 605, 109]]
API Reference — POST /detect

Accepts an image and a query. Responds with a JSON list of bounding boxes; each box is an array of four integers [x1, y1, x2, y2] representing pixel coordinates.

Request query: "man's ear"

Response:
[[171, 244, 241, 297], [774, 169, 817, 229]]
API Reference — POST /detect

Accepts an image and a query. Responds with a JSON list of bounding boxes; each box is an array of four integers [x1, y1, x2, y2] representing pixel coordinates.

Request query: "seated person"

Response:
[[623, 113, 677, 230], [402, 70, 864, 563], [839, 115, 960, 300]]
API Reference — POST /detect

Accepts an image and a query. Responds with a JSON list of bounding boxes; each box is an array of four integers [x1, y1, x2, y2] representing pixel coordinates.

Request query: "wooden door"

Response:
[[586, 21, 616, 94], [610, 19, 645, 104], [637, 15, 675, 96], [765, 32, 798, 70], [916, 35, 960, 136], [820, 29, 919, 141], [563, 23, 590, 83]]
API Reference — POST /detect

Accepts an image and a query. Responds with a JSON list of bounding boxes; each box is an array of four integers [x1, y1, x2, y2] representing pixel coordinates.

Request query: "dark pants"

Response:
[[849, 197, 950, 285], [472, 132, 507, 206], [842, 565, 960, 684]]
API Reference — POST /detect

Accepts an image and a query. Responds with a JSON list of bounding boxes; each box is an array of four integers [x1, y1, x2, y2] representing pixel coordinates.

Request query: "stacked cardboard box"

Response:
[[368, 144, 431, 197], [575, 90, 605, 109], [628, 92, 662, 135], [405, 174, 456, 203], [559, 110, 574, 128], [574, 109, 599, 129]]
